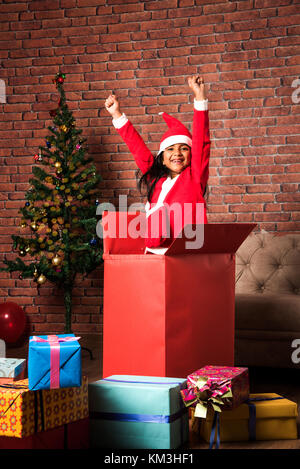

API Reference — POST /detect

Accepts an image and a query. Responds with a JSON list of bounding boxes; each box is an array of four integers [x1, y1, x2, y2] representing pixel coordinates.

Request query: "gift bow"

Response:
[[30, 335, 80, 389], [181, 376, 233, 418]]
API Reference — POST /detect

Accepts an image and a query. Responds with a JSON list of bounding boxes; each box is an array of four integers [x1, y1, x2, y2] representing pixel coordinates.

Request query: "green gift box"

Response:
[[88, 375, 189, 449]]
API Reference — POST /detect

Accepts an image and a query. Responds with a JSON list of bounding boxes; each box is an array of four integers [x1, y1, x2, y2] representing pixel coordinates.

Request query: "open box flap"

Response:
[[102, 211, 146, 255], [102, 212, 256, 255], [165, 223, 257, 255]]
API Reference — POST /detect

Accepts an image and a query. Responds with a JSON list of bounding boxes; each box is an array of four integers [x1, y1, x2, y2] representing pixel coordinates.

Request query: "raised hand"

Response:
[[188, 75, 206, 101], [104, 93, 122, 119]]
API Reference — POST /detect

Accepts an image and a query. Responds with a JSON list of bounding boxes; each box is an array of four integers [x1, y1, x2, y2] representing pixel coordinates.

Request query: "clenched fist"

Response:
[[104, 94, 122, 120], [188, 75, 206, 101]]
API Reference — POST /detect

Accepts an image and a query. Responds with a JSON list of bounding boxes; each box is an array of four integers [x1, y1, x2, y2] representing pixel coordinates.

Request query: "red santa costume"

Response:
[[112, 99, 211, 254]]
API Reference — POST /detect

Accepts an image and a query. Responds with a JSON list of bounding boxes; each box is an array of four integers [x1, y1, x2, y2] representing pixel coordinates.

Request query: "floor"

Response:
[[6, 333, 300, 450]]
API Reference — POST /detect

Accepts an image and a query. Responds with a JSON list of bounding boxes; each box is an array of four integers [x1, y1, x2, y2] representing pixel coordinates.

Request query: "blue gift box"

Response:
[[28, 334, 81, 391], [88, 375, 189, 449]]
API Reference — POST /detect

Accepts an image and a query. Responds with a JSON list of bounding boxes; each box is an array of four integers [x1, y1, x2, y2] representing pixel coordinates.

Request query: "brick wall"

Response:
[[0, 0, 299, 336]]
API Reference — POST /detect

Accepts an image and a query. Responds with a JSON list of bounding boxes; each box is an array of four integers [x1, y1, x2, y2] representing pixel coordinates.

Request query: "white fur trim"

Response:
[[194, 98, 208, 111], [158, 135, 192, 155], [112, 113, 128, 129]]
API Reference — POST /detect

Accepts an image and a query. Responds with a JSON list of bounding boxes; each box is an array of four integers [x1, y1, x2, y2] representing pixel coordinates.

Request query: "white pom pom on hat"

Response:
[[157, 112, 192, 156]]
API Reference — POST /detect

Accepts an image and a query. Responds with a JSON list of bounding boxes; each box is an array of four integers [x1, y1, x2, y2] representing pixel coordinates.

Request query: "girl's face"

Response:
[[162, 143, 191, 178]]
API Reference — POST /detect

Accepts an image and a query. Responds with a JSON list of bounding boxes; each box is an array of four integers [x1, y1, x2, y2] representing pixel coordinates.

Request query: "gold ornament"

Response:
[[52, 254, 62, 266], [33, 268, 38, 278], [37, 274, 46, 285], [54, 161, 61, 169], [20, 220, 27, 228], [60, 125, 67, 132], [30, 221, 38, 231]]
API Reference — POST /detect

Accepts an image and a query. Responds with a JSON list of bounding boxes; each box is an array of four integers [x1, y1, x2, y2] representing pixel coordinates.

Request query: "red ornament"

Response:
[[34, 154, 39, 161], [0, 302, 26, 344], [57, 77, 64, 84]]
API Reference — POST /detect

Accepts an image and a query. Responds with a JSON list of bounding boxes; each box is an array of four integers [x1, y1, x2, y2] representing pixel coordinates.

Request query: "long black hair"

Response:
[[136, 152, 169, 202]]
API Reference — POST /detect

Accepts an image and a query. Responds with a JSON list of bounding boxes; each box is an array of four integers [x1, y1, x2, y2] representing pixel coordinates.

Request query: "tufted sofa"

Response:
[[234, 231, 300, 368]]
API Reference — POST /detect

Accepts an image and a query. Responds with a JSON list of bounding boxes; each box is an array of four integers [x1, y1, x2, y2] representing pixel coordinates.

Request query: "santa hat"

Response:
[[157, 112, 192, 156]]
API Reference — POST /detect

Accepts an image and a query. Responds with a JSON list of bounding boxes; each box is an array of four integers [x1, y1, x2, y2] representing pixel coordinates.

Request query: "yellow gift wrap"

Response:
[[0, 377, 88, 438], [200, 393, 298, 443]]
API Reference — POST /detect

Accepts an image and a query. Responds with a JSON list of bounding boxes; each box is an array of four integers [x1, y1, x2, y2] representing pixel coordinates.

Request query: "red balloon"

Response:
[[0, 302, 26, 344]]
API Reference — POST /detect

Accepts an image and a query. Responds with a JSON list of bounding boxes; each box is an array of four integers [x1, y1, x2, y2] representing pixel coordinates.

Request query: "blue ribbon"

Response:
[[209, 412, 220, 449], [90, 407, 187, 424], [246, 396, 284, 441]]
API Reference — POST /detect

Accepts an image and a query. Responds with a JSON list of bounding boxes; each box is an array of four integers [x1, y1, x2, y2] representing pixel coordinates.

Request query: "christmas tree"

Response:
[[1, 72, 102, 333]]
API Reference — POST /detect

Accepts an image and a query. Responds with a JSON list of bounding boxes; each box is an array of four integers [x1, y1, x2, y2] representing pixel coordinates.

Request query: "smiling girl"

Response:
[[105, 75, 211, 253]]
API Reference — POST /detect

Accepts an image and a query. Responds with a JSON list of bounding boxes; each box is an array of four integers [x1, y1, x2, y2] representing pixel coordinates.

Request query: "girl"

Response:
[[104, 75, 210, 254]]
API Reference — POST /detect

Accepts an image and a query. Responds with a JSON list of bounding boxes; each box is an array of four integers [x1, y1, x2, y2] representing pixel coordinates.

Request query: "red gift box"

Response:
[[102, 212, 255, 378]]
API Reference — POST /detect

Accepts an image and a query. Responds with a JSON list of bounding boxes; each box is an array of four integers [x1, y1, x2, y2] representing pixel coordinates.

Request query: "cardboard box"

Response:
[[89, 375, 189, 449], [0, 376, 88, 438], [28, 334, 81, 391], [102, 211, 255, 378], [200, 393, 298, 443]]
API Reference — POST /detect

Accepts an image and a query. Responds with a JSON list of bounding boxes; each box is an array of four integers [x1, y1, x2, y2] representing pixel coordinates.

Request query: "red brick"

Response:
[[269, 14, 300, 27]]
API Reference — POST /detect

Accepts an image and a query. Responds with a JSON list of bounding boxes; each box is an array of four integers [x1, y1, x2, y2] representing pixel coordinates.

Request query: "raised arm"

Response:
[[105, 94, 154, 174], [188, 76, 211, 192]]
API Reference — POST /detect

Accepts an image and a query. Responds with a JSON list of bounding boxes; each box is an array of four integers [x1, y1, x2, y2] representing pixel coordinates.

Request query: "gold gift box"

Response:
[[200, 393, 298, 443], [0, 377, 88, 438]]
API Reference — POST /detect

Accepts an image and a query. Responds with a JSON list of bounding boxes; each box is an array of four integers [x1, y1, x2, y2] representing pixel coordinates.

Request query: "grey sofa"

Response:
[[234, 231, 300, 368]]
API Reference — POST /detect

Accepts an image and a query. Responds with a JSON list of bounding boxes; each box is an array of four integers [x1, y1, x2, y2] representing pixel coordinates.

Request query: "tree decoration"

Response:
[[37, 274, 46, 285], [0, 72, 103, 333]]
